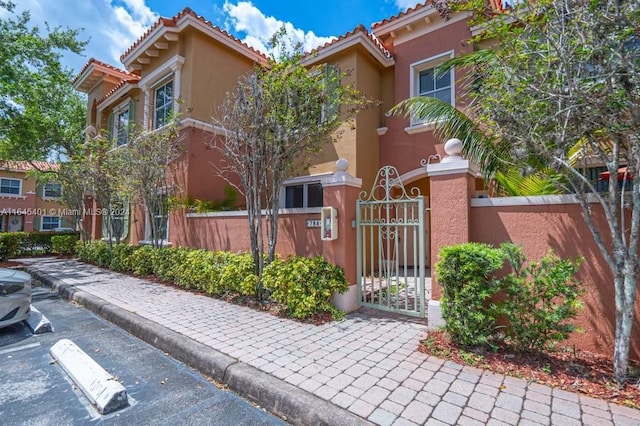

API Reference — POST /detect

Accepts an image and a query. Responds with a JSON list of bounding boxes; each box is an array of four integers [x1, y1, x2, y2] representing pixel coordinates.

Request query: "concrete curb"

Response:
[[28, 267, 371, 426]]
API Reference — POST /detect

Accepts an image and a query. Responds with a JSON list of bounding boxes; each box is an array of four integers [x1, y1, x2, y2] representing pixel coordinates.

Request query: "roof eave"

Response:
[[372, 5, 439, 38], [305, 32, 394, 68]]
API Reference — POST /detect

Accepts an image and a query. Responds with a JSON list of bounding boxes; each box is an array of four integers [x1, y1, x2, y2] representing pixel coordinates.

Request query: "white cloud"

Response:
[[223, 1, 335, 56], [395, 0, 422, 10], [13, 0, 158, 73]]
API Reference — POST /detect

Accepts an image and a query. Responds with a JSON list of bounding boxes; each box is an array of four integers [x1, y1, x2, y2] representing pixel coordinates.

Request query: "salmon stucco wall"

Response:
[[172, 213, 322, 258], [470, 202, 640, 362], [380, 18, 474, 177]]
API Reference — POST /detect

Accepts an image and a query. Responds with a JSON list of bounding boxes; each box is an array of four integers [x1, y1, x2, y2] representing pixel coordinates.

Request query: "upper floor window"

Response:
[[409, 51, 455, 128], [418, 67, 452, 104], [114, 104, 130, 146], [43, 182, 62, 199], [284, 181, 323, 208], [320, 65, 340, 125], [0, 178, 21, 195], [154, 80, 173, 129]]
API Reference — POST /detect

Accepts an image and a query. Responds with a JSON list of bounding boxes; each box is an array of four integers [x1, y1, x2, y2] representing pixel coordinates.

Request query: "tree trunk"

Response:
[[614, 266, 638, 383]]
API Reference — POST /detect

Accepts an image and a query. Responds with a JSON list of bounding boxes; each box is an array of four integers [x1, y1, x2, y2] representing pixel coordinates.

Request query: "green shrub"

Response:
[[0, 233, 19, 261], [151, 247, 191, 282], [52, 234, 80, 255], [129, 245, 156, 276], [499, 243, 584, 351], [175, 249, 217, 291], [436, 242, 583, 351], [14, 231, 55, 255], [436, 243, 504, 346], [263, 256, 348, 320], [109, 243, 138, 272], [216, 252, 257, 296]]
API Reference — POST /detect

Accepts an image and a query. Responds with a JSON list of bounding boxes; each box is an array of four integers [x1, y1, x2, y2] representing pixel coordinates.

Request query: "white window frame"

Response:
[[153, 78, 173, 130], [43, 182, 62, 200], [280, 174, 330, 210], [0, 177, 22, 196], [112, 98, 131, 147], [101, 199, 130, 242], [41, 215, 60, 231], [406, 51, 455, 133], [141, 193, 170, 245], [139, 54, 184, 131]]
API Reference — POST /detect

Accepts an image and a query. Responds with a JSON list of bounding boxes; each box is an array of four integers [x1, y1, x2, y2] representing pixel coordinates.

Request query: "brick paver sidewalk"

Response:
[[22, 258, 640, 425]]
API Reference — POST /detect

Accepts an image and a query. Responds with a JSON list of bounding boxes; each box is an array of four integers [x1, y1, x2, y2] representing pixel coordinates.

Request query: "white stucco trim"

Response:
[[470, 193, 600, 207]]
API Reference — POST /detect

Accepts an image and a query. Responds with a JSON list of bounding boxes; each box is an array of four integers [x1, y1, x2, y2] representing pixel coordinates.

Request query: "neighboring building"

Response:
[[0, 161, 73, 232]]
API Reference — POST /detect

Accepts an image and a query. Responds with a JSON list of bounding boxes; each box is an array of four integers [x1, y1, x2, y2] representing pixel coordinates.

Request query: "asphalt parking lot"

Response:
[[0, 285, 286, 426]]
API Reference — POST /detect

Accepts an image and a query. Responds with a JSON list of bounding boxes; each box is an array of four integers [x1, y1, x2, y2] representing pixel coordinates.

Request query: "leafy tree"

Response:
[[0, 1, 87, 160], [397, 0, 639, 383], [118, 120, 184, 249], [84, 134, 128, 246], [211, 29, 370, 289]]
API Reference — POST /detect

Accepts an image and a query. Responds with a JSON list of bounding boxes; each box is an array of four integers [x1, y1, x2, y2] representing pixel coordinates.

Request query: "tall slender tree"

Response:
[[395, 0, 640, 383]]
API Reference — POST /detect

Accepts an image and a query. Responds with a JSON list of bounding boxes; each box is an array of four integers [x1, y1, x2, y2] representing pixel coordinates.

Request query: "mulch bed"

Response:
[[0, 260, 25, 268], [421, 329, 640, 408]]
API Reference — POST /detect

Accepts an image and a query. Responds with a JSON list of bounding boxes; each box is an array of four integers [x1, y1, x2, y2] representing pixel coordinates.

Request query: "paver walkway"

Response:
[[22, 258, 640, 425]]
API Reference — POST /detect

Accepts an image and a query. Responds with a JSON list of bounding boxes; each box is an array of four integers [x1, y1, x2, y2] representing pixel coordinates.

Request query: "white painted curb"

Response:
[[50, 339, 128, 414]]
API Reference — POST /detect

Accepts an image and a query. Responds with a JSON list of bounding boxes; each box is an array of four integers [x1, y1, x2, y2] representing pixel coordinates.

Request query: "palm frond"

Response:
[[388, 96, 508, 182]]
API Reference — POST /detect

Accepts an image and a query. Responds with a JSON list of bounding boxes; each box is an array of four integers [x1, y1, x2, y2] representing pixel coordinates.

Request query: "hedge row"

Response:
[[75, 241, 348, 320], [0, 231, 80, 261]]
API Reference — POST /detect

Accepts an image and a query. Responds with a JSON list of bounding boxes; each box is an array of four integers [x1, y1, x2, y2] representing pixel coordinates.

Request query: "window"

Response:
[[408, 52, 455, 128], [43, 182, 62, 199], [284, 182, 323, 208], [41, 216, 60, 231], [114, 105, 130, 146], [320, 65, 340, 124], [154, 80, 173, 129], [145, 195, 169, 243], [0, 178, 21, 195], [102, 199, 129, 242], [418, 67, 452, 104]]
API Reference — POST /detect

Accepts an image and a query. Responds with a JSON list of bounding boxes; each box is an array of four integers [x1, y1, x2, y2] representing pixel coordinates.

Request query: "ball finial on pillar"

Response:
[[442, 138, 463, 162], [336, 158, 349, 173]]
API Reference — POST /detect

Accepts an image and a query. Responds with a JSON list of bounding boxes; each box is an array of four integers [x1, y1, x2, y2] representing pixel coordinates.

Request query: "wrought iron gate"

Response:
[[356, 166, 427, 317]]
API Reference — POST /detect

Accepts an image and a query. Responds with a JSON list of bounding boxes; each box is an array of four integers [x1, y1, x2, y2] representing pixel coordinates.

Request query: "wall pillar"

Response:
[[426, 139, 478, 327], [322, 159, 362, 313]]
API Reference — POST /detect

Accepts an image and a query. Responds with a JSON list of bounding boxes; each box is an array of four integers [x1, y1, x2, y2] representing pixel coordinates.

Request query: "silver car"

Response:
[[0, 269, 32, 328]]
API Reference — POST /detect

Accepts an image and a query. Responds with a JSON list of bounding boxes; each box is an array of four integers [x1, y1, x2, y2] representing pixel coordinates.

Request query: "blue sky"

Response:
[[11, 0, 421, 74]]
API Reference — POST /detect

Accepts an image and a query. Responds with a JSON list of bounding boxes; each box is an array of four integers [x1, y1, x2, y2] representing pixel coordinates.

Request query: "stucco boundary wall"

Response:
[[172, 159, 363, 314], [468, 195, 640, 360]]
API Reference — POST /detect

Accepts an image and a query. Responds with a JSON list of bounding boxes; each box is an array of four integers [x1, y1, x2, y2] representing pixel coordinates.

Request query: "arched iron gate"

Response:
[[356, 166, 427, 317]]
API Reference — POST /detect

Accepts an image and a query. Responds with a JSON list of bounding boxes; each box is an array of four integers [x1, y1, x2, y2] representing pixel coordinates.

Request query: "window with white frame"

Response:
[[320, 64, 340, 125], [41, 216, 60, 231], [410, 51, 454, 125], [113, 102, 130, 146], [145, 194, 169, 243], [102, 198, 129, 242], [153, 80, 173, 129], [43, 182, 62, 199], [0, 178, 21, 195], [284, 181, 323, 208]]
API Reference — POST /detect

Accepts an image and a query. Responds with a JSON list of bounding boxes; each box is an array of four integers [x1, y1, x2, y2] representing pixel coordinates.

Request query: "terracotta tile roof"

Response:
[[0, 160, 59, 173], [96, 77, 140, 106], [72, 57, 134, 86], [120, 7, 268, 63], [372, 1, 435, 30], [310, 24, 392, 59]]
